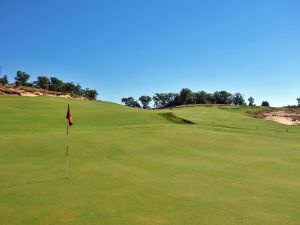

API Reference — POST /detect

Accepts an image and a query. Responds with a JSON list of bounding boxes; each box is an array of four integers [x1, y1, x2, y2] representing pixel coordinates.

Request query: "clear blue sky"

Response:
[[1, 0, 299, 106]]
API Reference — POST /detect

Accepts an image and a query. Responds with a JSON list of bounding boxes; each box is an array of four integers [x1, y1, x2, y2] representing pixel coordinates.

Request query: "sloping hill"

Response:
[[0, 96, 299, 225], [170, 105, 300, 133]]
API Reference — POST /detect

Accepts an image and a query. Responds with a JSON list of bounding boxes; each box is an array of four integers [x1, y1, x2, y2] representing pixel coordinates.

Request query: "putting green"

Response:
[[0, 96, 299, 225]]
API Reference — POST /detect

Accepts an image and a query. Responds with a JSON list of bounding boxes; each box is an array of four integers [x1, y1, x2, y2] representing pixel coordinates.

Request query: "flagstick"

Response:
[[65, 120, 69, 179]]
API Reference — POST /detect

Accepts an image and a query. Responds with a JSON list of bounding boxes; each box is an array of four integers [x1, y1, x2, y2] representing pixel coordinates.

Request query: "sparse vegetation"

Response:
[[3, 71, 99, 100]]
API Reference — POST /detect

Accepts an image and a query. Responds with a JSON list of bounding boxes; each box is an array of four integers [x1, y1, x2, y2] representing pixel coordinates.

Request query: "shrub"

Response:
[[261, 101, 270, 107]]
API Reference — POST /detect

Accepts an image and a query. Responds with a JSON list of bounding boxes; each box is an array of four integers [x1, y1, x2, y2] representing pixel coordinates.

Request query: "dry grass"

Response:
[[0, 86, 21, 95], [247, 108, 274, 119]]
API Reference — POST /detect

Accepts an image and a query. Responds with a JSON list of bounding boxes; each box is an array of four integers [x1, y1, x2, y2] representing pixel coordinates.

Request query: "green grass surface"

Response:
[[0, 96, 299, 225]]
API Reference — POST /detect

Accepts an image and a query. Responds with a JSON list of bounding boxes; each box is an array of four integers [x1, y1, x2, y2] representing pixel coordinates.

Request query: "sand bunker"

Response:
[[263, 110, 300, 125]]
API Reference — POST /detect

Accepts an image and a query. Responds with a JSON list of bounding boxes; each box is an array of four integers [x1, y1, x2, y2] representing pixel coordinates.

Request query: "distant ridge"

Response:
[[0, 85, 86, 99]]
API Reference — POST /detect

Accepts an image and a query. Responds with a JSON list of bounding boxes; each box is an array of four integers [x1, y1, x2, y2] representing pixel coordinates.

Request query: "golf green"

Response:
[[0, 96, 299, 225]]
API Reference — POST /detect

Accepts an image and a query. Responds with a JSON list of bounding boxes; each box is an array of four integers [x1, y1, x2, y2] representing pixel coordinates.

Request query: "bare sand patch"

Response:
[[263, 110, 300, 125], [47, 94, 71, 98], [20, 92, 39, 97], [58, 94, 71, 98]]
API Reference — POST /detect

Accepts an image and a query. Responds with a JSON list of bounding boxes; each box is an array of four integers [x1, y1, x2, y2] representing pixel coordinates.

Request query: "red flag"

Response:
[[66, 104, 73, 126]]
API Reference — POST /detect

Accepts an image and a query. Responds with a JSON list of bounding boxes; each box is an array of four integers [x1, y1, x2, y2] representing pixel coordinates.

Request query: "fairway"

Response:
[[0, 96, 299, 225]]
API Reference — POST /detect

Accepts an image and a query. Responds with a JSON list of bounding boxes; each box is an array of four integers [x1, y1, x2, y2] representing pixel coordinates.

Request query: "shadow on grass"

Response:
[[159, 112, 195, 124], [0, 177, 67, 189]]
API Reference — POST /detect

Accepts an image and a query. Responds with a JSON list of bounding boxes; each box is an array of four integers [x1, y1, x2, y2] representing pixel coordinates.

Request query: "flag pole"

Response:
[[65, 104, 73, 179], [66, 119, 69, 178]]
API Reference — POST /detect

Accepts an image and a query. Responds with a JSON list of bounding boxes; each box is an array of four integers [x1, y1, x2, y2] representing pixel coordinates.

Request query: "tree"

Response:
[[213, 91, 233, 104], [74, 83, 82, 96], [208, 93, 216, 104], [153, 93, 165, 108], [297, 98, 300, 107], [49, 77, 64, 92], [261, 101, 270, 107], [139, 96, 152, 109], [248, 97, 254, 106], [61, 82, 77, 94], [0, 75, 8, 85], [83, 88, 98, 100], [121, 97, 141, 108], [179, 88, 196, 105], [152, 93, 178, 108], [15, 71, 30, 86], [34, 76, 50, 89], [232, 93, 246, 106], [195, 91, 209, 104]]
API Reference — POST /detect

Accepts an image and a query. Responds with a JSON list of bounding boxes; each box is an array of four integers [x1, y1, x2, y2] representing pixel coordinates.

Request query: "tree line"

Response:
[[0, 71, 98, 100], [287, 98, 300, 108], [122, 88, 274, 109]]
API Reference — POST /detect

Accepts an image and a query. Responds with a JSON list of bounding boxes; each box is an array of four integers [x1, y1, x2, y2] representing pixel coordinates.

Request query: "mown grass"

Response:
[[0, 96, 299, 225]]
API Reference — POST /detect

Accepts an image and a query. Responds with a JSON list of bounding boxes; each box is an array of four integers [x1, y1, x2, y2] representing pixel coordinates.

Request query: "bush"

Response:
[[261, 101, 270, 107], [83, 89, 98, 100]]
